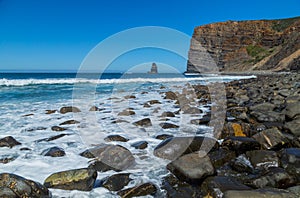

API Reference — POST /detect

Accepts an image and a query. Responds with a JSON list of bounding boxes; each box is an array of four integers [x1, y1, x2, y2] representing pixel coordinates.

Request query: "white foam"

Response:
[[0, 75, 256, 87]]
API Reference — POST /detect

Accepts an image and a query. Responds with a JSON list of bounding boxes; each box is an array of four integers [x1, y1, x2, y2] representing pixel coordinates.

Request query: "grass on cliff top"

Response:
[[246, 45, 273, 63], [272, 16, 300, 32]]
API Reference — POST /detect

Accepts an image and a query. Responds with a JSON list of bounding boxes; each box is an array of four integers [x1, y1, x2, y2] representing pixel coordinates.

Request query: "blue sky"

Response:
[[0, 0, 299, 72]]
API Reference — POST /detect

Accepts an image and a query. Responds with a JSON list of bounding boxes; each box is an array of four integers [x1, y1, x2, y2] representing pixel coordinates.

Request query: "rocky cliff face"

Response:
[[187, 17, 300, 73]]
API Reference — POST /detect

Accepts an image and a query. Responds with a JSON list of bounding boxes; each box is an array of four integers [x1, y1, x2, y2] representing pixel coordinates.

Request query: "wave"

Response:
[[0, 75, 256, 87]]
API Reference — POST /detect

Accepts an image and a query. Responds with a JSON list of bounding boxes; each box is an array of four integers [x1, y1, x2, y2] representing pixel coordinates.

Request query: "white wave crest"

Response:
[[0, 75, 256, 87]]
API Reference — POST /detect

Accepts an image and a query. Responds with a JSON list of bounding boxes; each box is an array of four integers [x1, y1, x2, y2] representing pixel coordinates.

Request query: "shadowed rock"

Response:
[[102, 173, 132, 191], [0, 136, 21, 148], [133, 118, 152, 127], [117, 183, 157, 198], [42, 146, 66, 157]]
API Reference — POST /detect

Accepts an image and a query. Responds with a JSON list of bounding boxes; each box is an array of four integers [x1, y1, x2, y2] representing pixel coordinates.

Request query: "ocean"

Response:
[[0, 72, 255, 197]]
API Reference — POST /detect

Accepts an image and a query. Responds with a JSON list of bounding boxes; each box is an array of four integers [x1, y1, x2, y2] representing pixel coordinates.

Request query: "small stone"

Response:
[[118, 110, 136, 116], [133, 118, 152, 127], [60, 106, 81, 114], [159, 122, 179, 129], [164, 91, 177, 100], [167, 153, 215, 184], [131, 141, 148, 149], [22, 113, 34, 117], [44, 168, 97, 191], [246, 150, 279, 170], [161, 111, 176, 117], [117, 183, 157, 198], [89, 106, 101, 111], [59, 119, 80, 125], [45, 110, 56, 114], [36, 134, 68, 142], [42, 146, 66, 157], [148, 100, 161, 105], [208, 148, 236, 169], [51, 126, 66, 131], [102, 173, 132, 191], [104, 135, 129, 142], [0, 136, 21, 148], [155, 134, 173, 140], [124, 95, 136, 99]]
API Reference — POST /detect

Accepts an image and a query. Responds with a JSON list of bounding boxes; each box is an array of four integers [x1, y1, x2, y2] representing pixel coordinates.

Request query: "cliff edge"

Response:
[[187, 17, 300, 73]]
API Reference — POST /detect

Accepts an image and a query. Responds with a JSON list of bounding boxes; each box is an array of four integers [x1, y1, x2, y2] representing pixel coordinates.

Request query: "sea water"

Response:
[[0, 72, 255, 197]]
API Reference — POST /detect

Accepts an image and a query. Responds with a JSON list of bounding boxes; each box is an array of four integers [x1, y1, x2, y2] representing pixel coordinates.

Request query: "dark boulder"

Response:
[[161, 111, 176, 117], [252, 127, 288, 150], [51, 126, 66, 131], [221, 136, 260, 155], [246, 150, 279, 170], [133, 118, 152, 127], [167, 153, 215, 184], [59, 106, 81, 114], [104, 135, 129, 142], [159, 122, 179, 129], [117, 183, 157, 198], [44, 168, 97, 191], [102, 173, 132, 191], [41, 146, 66, 157], [0, 136, 21, 148], [131, 141, 148, 149], [0, 173, 50, 197], [59, 119, 80, 125]]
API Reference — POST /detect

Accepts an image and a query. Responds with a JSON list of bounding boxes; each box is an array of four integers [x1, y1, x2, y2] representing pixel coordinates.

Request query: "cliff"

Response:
[[187, 17, 300, 73]]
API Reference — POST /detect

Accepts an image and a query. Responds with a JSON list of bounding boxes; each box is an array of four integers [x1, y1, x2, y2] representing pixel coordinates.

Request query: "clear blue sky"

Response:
[[0, 0, 299, 72]]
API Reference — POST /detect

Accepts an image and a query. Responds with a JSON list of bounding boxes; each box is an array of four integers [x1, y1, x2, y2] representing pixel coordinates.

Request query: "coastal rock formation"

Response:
[[187, 16, 300, 72]]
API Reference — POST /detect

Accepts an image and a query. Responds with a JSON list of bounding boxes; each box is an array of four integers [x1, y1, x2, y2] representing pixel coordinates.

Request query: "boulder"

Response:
[[59, 106, 81, 114], [231, 154, 254, 173], [164, 91, 178, 100], [221, 136, 260, 155], [35, 134, 68, 142], [252, 127, 288, 149], [0, 136, 21, 148], [0, 173, 50, 197], [44, 168, 97, 191], [51, 126, 66, 132], [285, 101, 300, 119], [133, 118, 152, 127], [250, 167, 296, 189], [161, 111, 176, 117], [118, 110, 136, 116], [167, 153, 215, 183], [208, 148, 236, 169], [201, 176, 251, 198], [148, 100, 161, 105], [104, 135, 129, 142], [280, 148, 300, 182], [102, 173, 132, 191], [41, 146, 66, 157], [59, 120, 80, 125], [154, 136, 218, 160], [83, 144, 135, 172], [131, 141, 148, 149], [159, 123, 179, 129], [45, 110, 56, 114], [155, 134, 174, 140], [246, 150, 279, 170], [117, 183, 157, 198], [89, 106, 101, 111]]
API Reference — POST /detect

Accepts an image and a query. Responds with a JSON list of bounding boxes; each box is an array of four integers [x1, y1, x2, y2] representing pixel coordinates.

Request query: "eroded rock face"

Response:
[[187, 17, 300, 73], [0, 173, 50, 197], [43, 168, 97, 191]]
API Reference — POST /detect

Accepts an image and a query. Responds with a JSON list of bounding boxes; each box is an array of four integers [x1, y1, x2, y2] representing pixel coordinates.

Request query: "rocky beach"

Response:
[[0, 71, 299, 197]]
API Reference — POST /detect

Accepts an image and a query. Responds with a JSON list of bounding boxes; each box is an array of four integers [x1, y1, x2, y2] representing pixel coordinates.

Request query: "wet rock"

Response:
[[143, 103, 151, 108], [60, 106, 81, 114], [285, 118, 300, 136], [154, 136, 218, 160], [22, 113, 34, 117], [0, 136, 21, 148], [161, 111, 176, 117], [159, 122, 179, 129], [89, 106, 101, 111], [104, 135, 129, 142], [85, 144, 135, 172], [164, 91, 178, 100], [133, 118, 152, 127], [42, 146, 66, 157], [167, 153, 215, 183], [36, 133, 69, 142], [111, 119, 129, 124], [148, 100, 161, 105], [161, 174, 202, 198], [51, 126, 66, 131], [131, 141, 148, 149], [183, 107, 203, 114], [252, 127, 288, 149], [231, 154, 254, 173], [249, 167, 296, 189], [59, 119, 80, 125], [118, 109, 136, 116], [224, 188, 294, 198], [285, 101, 300, 119], [124, 95, 136, 99], [208, 148, 236, 169], [102, 173, 132, 191], [155, 134, 174, 140], [0, 173, 50, 197], [221, 136, 260, 155], [117, 182, 157, 198], [201, 176, 251, 198], [280, 148, 300, 182], [246, 150, 279, 170], [45, 109, 56, 114], [44, 168, 97, 191], [190, 116, 210, 125]]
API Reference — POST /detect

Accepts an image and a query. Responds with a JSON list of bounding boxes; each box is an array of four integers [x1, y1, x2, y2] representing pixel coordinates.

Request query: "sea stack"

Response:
[[148, 63, 158, 74]]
